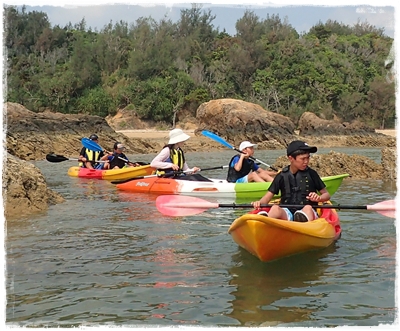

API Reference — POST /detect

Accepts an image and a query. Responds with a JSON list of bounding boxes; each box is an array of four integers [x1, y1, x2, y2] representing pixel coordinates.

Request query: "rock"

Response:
[[272, 150, 384, 179], [4, 102, 160, 160], [106, 108, 159, 131], [3, 153, 65, 219], [381, 147, 397, 181], [298, 112, 376, 135], [195, 99, 296, 148]]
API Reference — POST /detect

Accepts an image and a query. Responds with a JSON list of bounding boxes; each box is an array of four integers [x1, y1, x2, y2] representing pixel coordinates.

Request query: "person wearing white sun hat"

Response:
[[150, 128, 200, 176], [227, 140, 276, 183]]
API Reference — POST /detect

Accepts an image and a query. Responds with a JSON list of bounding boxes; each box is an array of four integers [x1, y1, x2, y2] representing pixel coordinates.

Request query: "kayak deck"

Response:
[[116, 173, 349, 199], [68, 165, 154, 180], [228, 205, 341, 262]]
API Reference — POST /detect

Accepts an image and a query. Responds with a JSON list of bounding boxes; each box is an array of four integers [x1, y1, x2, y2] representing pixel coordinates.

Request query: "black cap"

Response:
[[287, 140, 317, 156], [89, 134, 98, 140]]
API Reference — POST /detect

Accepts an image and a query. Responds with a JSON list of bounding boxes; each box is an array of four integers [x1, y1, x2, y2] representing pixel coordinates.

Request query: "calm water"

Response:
[[5, 148, 397, 327]]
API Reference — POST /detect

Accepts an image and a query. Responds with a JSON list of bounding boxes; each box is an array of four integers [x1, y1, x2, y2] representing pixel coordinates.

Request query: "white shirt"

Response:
[[150, 146, 192, 171]]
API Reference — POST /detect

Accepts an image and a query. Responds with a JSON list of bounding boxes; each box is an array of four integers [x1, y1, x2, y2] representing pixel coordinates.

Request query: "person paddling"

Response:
[[78, 134, 107, 169], [150, 128, 200, 177], [227, 141, 276, 183], [252, 140, 330, 222], [101, 142, 139, 169]]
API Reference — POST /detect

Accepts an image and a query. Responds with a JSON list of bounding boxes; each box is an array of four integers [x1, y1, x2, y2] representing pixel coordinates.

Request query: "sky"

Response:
[[2, 0, 397, 38]]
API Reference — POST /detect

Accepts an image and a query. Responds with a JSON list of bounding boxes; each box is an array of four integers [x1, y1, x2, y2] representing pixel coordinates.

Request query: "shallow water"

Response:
[[5, 148, 397, 327]]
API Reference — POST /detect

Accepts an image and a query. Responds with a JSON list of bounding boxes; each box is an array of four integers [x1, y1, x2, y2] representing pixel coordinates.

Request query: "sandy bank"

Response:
[[117, 129, 397, 139]]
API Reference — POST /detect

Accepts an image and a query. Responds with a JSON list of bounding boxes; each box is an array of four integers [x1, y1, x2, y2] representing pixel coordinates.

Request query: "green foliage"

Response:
[[4, 4, 395, 128], [77, 87, 115, 117]]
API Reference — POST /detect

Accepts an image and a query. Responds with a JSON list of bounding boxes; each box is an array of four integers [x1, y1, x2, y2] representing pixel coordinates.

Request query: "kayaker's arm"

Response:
[[252, 191, 274, 209], [307, 188, 330, 202], [234, 153, 247, 171], [150, 147, 179, 170]]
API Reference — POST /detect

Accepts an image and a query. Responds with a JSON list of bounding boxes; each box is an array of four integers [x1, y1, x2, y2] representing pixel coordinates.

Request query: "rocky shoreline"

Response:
[[3, 101, 397, 219]]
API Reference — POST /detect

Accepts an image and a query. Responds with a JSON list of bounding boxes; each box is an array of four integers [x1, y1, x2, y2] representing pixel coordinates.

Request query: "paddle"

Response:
[[156, 195, 396, 218], [81, 138, 133, 164], [201, 130, 278, 171], [110, 165, 229, 184], [46, 153, 107, 163]]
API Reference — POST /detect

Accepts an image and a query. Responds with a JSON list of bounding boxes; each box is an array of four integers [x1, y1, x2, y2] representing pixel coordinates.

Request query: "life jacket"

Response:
[[226, 155, 254, 182], [280, 166, 318, 210], [109, 153, 128, 169], [79, 149, 101, 168], [156, 147, 185, 176]]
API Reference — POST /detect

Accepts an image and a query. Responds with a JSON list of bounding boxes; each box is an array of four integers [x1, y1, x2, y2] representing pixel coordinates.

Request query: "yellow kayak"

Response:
[[228, 204, 341, 262], [67, 164, 154, 181]]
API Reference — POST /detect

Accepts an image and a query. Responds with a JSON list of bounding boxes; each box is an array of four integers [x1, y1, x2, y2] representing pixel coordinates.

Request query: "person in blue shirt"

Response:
[[101, 142, 138, 169], [226, 141, 276, 183]]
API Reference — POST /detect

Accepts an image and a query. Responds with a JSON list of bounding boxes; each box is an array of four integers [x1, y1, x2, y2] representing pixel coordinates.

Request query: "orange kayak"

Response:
[[228, 204, 341, 262]]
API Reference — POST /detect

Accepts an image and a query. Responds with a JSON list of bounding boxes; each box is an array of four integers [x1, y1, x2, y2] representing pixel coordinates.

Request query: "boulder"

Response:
[[3, 153, 65, 219], [272, 150, 384, 179], [381, 147, 397, 181], [298, 112, 376, 135], [195, 99, 296, 148], [4, 102, 159, 161]]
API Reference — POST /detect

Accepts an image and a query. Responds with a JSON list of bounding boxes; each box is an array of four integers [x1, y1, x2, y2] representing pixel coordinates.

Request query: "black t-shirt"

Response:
[[108, 153, 129, 169]]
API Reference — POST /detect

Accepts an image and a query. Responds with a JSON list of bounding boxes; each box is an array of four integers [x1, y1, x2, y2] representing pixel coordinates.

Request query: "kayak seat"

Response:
[[175, 174, 213, 182]]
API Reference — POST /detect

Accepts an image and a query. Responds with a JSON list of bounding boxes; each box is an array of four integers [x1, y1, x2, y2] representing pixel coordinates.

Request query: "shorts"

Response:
[[236, 175, 248, 183], [285, 208, 319, 221], [282, 208, 294, 221]]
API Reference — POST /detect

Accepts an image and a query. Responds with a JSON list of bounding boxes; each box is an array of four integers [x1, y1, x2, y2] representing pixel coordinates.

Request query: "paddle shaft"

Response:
[[46, 154, 107, 163], [81, 138, 132, 163], [216, 204, 377, 210], [234, 147, 277, 171], [201, 130, 278, 171]]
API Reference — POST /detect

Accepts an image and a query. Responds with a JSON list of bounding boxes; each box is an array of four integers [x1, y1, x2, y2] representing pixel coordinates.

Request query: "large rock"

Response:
[[298, 112, 376, 135], [195, 99, 296, 148], [3, 153, 65, 219], [381, 147, 396, 181], [272, 150, 384, 179], [5, 102, 159, 161]]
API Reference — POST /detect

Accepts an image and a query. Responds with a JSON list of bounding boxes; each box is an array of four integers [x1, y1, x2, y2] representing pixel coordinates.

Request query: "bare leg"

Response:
[[258, 170, 274, 182], [85, 161, 94, 169], [302, 205, 317, 221], [247, 172, 265, 182], [268, 205, 289, 220]]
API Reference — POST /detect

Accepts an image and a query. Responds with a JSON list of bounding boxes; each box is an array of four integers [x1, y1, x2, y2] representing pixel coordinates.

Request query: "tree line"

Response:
[[4, 4, 395, 129]]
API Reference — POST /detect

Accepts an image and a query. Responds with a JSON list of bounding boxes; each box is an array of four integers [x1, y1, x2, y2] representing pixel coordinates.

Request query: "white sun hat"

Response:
[[239, 141, 257, 151], [168, 128, 191, 145]]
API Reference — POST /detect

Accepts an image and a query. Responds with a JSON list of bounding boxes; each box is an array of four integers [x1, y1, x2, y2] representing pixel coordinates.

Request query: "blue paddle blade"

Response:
[[201, 130, 234, 149], [81, 137, 103, 152]]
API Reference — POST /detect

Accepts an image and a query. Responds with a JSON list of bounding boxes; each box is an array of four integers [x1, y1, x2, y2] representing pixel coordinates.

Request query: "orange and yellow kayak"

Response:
[[228, 205, 341, 262], [67, 165, 154, 181]]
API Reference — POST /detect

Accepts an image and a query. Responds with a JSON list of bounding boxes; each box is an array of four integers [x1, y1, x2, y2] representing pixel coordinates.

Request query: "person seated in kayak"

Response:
[[150, 128, 200, 177], [252, 140, 331, 222], [101, 142, 139, 170], [78, 134, 107, 169], [227, 141, 276, 183]]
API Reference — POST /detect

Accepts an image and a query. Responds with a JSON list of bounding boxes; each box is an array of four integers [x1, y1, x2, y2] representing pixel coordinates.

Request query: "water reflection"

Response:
[[227, 245, 338, 326]]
